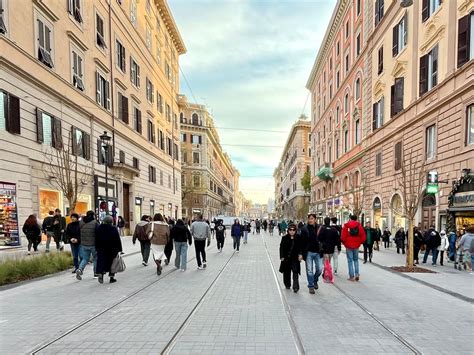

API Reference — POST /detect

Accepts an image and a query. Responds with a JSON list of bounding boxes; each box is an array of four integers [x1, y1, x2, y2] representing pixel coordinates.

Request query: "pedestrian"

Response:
[[269, 220, 275, 236], [190, 213, 211, 270], [171, 219, 192, 271], [330, 217, 342, 274], [422, 225, 441, 265], [52, 209, 66, 251], [363, 221, 375, 263], [279, 223, 303, 293], [231, 218, 243, 252], [215, 220, 226, 252], [341, 214, 366, 281], [438, 230, 449, 266], [395, 227, 406, 254], [147, 213, 170, 275], [413, 225, 424, 265], [210, 220, 216, 237], [42, 211, 55, 252], [280, 220, 288, 236], [256, 219, 261, 234], [75, 211, 99, 280], [22, 215, 41, 255], [373, 224, 382, 251], [457, 225, 474, 272], [63, 213, 81, 273], [117, 216, 126, 236], [448, 231, 457, 262], [251, 220, 256, 234], [243, 221, 249, 243], [318, 217, 339, 283], [96, 215, 123, 284], [132, 215, 151, 266], [263, 219, 268, 232], [164, 218, 175, 265], [382, 227, 391, 248], [300, 213, 322, 294]]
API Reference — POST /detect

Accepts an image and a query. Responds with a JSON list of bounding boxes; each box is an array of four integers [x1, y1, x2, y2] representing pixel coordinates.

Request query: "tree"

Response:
[[42, 132, 92, 213], [396, 149, 426, 270], [301, 170, 311, 193]]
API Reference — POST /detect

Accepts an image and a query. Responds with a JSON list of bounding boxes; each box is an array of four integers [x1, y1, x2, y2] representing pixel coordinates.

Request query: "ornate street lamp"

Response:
[[99, 131, 111, 215]]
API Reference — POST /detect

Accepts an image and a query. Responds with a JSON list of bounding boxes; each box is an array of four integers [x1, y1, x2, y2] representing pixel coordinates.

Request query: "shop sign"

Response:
[[0, 182, 20, 246], [427, 171, 439, 194], [334, 198, 341, 206], [453, 192, 474, 207]]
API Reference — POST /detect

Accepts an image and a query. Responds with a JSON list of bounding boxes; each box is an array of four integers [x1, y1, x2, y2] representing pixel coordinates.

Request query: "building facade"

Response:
[[307, 0, 474, 233], [179, 96, 239, 220], [0, 0, 185, 245], [274, 117, 311, 221]]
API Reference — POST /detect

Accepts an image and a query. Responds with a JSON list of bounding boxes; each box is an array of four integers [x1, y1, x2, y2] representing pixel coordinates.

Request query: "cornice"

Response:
[[67, 31, 89, 52], [155, 0, 187, 55], [391, 60, 408, 78], [33, 0, 59, 22], [458, 0, 474, 13], [420, 21, 446, 54]]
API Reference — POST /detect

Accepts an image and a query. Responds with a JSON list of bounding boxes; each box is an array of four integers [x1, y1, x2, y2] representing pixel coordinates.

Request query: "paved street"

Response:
[[0, 232, 473, 354]]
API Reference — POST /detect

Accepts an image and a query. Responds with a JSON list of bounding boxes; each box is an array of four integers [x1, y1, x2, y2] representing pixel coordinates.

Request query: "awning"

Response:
[[448, 207, 474, 212]]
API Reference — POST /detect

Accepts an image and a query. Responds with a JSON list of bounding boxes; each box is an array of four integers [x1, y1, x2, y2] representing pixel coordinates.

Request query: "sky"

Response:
[[169, 0, 337, 204]]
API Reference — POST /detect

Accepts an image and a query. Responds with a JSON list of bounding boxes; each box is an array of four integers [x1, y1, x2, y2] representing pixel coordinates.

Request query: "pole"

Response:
[[105, 145, 109, 215]]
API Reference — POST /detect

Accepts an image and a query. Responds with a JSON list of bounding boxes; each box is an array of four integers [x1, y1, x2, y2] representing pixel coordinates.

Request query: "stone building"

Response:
[[0, 0, 185, 245], [307, 0, 474, 232]]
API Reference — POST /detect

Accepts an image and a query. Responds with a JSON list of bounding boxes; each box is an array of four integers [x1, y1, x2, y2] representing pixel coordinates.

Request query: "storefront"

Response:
[[448, 170, 474, 233], [94, 175, 119, 223], [373, 197, 382, 227], [390, 193, 406, 233], [39, 189, 62, 219], [0, 182, 20, 246]]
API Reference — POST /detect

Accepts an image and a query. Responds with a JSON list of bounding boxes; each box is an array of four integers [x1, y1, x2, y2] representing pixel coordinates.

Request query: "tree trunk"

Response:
[[406, 218, 414, 270]]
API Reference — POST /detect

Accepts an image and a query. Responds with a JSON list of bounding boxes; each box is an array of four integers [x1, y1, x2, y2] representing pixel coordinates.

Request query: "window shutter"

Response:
[[121, 46, 126, 72], [419, 54, 428, 96], [392, 25, 398, 56], [68, 0, 73, 14], [97, 139, 104, 164], [83, 133, 91, 160], [96, 72, 101, 104], [53, 116, 63, 149], [199, 135, 202, 144], [130, 56, 133, 82], [137, 109, 142, 133], [457, 15, 470, 68], [137, 65, 140, 87], [6, 94, 21, 134], [45, 25, 51, 53], [403, 12, 408, 46], [148, 165, 152, 182], [36, 109, 44, 143], [375, 0, 380, 26], [378, 46, 383, 74], [390, 84, 395, 118], [105, 80, 111, 110], [380, 96, 384, 125], [395, 77, 404, 115], [421, 0, 429, 23], [432, 46, 438, 87], [122, 95, 129, 124], [71, 127, 78, 155]]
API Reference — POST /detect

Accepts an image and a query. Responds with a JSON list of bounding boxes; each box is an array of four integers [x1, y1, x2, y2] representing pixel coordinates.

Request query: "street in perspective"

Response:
[[0, 0, 473, 354]]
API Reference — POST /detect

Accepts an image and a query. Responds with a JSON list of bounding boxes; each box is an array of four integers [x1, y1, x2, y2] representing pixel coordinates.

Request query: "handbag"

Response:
[[110, 253, 126, 273]]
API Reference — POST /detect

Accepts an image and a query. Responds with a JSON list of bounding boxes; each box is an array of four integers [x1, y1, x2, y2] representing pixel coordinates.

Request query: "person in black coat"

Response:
[[22, 215, 41, 254], [96, 215, 123, 284], [170, 219, 192, 271], [382, 228, 391, 248], [279, 223, 303, 293], [318, 217, 339, 282], [413, 226, 424, 264], [164, 218, 175, 265], [422, 225, 441, 265], [394, 227, 406, 254]]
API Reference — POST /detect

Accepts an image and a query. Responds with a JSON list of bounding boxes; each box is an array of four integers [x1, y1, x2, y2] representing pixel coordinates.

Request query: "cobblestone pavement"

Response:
[[0, 232, 472, 354]]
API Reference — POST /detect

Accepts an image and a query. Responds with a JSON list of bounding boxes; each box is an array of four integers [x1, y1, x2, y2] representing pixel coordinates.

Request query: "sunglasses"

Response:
[[288, 229, 296, 232]]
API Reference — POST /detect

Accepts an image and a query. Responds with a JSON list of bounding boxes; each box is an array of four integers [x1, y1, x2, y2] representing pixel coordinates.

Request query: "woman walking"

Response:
[[22, 215, 41, 255], [318, 217, 339, 283], [117, 216, 126, 236], [243, 221, 249, 244], [231, 219, 243, 253], [382, 227, 391, 248], [438, 230, 449, 266], [395, 227, 406, 254], [148, 213, 170, 275], [96, 216, 123, 284], [279, 224, 303, 293], [170, 219, 192, 271]]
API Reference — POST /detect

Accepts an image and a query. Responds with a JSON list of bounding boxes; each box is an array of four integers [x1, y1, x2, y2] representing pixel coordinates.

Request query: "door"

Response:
[[123, 183, 130, 231], [422, 194, 436, 229]]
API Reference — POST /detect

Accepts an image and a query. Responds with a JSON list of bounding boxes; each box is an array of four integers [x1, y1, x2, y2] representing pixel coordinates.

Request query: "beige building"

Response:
[[307, 0, 474, 232], [274, 116, 311, 220], [179, 96, 239, 220], [0, 0, 185, 245]]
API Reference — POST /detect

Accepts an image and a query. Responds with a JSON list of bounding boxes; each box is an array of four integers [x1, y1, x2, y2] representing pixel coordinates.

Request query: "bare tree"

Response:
[[42, 131, 92, 213], [396, 149, 426, 270]]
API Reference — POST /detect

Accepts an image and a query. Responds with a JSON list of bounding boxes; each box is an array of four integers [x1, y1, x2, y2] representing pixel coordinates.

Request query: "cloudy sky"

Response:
[[169, 0, 337, 204]]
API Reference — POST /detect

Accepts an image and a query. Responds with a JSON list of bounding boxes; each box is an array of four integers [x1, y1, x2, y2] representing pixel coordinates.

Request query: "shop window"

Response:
[[0, 90, 21, 134], [36, 109, 62, 148]]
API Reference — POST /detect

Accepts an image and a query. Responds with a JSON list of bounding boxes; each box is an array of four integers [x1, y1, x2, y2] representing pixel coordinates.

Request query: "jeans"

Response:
[[423, 247, 438, 264], [305, 252, 322, 288], [243, 231, 248, 243], [216, 236, 225, 250], [174, 241, 188, 270], [139, 240, 151, 263], [346, 248, 360, 278], [384, 240, 389, 248], [194, 239, 206, 267], [233, 236, 241, 251], [78, 245, 97, 273], [283, 260, 300, 290], [70, 243, 81, 270], [45, 232, 60, 251], [363, 244, 373, 262]]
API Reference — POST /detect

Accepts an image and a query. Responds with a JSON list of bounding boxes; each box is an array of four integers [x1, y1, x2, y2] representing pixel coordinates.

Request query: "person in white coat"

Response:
[[438, 230, 449, 266]]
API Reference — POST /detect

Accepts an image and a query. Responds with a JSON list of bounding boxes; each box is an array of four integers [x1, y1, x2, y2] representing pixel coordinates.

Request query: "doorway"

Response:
[[422, 193, 436, 229], [123, 183, 130, 232]]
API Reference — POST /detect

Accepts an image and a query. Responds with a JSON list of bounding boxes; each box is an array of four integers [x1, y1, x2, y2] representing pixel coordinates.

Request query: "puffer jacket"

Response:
[[79, 219, 98, 247], [438, 232, 449, 251], [341, 220, 366, 249], [147, 221, 170, 245]]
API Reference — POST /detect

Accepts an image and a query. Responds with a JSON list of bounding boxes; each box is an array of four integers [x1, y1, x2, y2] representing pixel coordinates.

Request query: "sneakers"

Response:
[[355, 275, 360, 281], [236, 250, 240, 253], [71, 269, 77, 274], [98, 274, 104, 284], [309, 287, 315, 294], [142, 261, 148, 266], [76, 269, 83, 280], [197, 266, 203, 270], [203, 262, 207, 268]]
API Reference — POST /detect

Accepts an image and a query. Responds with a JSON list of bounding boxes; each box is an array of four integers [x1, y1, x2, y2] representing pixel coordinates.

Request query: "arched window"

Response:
[[335, 180, 340, 194], [344, 93, 349, 114], [192, 113, 199, 125], [336, 105, 340, 124], [179, 112, 184, 122], [317, 189, 321, 200], [355, 77, 361, 101]]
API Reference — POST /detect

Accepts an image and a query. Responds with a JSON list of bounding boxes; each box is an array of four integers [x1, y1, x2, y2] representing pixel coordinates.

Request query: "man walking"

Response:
[[300, 213, 322, 294], [341, 215, 366, 281], [423, 225, 441, 265], [133, 215, 151, 266], [52, 209, 66, 251], [413, 226, 424, 265], [76, 211, 99, 280], [191, 214, 211, 270], [363, 221, 375, 263], [215, 219, 226, 252], [42, 211, 55, 252]]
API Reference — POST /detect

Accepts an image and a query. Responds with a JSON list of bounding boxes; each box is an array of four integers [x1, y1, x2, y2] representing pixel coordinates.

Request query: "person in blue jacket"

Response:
[[231, 219, 244, 253]]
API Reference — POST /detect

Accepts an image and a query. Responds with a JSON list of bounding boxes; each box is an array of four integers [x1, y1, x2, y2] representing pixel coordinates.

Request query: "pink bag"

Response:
[[323, 258, 334, 283]]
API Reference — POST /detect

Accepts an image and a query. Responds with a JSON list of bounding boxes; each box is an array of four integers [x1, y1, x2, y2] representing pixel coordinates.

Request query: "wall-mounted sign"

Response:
[[427, 171, 439, 194], [453, 192, 474, 207]]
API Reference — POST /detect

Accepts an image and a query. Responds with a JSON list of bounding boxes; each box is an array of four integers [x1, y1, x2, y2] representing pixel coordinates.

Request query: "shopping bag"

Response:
[[323, 259, 333, 283], [111, 253, 126, 273]]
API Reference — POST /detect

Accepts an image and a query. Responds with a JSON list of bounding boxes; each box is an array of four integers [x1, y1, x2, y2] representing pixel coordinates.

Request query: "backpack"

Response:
[[349, 226, 359, 236]]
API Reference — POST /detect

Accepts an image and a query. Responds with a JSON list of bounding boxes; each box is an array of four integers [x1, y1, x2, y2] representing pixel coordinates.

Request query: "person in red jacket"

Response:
[[341, 214, 366, 281]]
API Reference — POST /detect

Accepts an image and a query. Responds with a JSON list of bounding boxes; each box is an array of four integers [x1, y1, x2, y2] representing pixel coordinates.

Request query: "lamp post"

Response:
[[100, 131, 111, 215]]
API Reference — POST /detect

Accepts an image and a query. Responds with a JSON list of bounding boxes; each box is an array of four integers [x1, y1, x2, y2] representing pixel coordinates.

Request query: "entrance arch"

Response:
[[390, 193, 406, 233]]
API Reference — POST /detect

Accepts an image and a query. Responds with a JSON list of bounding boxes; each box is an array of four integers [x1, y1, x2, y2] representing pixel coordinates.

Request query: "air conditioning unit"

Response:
[[400, 0, 413, 7]]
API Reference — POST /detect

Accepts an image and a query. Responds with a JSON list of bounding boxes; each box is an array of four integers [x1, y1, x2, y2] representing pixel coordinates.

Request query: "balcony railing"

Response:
[[316, 162, 333, 181]]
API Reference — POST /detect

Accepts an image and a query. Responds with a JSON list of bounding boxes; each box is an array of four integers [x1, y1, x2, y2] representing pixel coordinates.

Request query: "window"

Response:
[[148, 166, 156, 183], [336, 105, 340, 124], [375, 0, 384, 27], [181, 133, 187, 142], [192, 135, 201, 144], [193, 152, 200, 164], [36, 109, 62, 148], [329, 82, 333, 99], [392, 13, 407, 57], [394, 141, 402, 170], [457, 12, 474, 68], [336, 41, 340, 56], [329, 57, 332, 70], [130, 0, 137, 27], [133, 157, 139, 170], [156, 37, 161, 63], [391, 77, 404, 117], [173, 143, 179, 161], [378, 46, 384, 75], [335, 138, 339, 159], [160, 170, 163, 185], [159, 130, 164, 150], [95, 71, 110, 110], [375, 152, 382, 176], [373, 97, 384, 130], [0, 0, 7, 34], [36, 15, 54, 68], [68, 0, 82, 24], [356, 0, 361, 16], [166, 104, 171, 121], [422, 0, 441, 22], [193, 175, 200, 188], [117, 92, 129, 123], [146, 78, 154, 103], [130, 57, 140, 87], [467, 105, 474, 145], [344, 129, 349, 152], [72, 127, 90, 160], [119, 150, 125, 164], [426, 124, 436, 160], [344, 93, 349, 114], [157, 92, 163, 113], [355, 78, 361, 101], [116, 39, 126, 72], [345, 54, 349, 73], [345, 21, 349, 38], [168, 175, 171, 189], [134, 107, 142, 133], [71, 49, 84, 91], [336, 71, 340, 88], [147, 120, 155, 143], [419, 45, 438, 95], [146, 25, 151, 50], [165, 61, 171, 82], [96, 13, 107, 49], [0, 91, 20, 134], [356, 33, 361, 56], [355, 119, 360, 144], [167, 137, 172, 156]]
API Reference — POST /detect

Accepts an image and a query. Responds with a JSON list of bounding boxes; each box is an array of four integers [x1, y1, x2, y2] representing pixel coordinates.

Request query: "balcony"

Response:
[[316, 163, 333, 181]]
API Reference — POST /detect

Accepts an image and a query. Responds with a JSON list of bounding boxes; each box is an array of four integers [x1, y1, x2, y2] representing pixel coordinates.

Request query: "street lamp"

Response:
[[100, 131, 111, 215], [168, 202, 172, 219]]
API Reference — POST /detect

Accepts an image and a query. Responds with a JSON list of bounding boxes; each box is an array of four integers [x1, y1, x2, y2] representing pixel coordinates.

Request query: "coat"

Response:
[[318, 225, 340, 254], [341, 220, 366, 249], [96, 224, 123, 274], [170, 223, 192, 244], [364, 227, 375, 246], [64, 221, 81, 244], [231, 224, 243, 237], [147, 221, 170, 245], [424, 228, 441, 248], [133, 221, 150, 243], [394, 231, 405, 248], [438, 234, 449, 251], [22, 223, 41, 241], [300, 224, 321, 255], [279, 234, 302, 274]]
